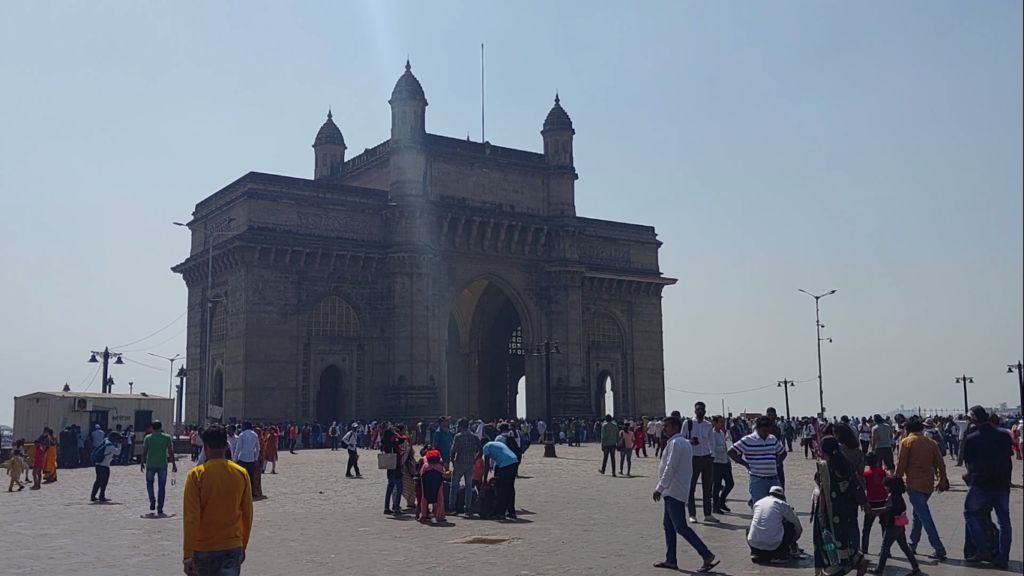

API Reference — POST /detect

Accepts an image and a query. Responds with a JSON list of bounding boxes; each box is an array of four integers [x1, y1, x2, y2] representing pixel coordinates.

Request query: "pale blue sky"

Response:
[[1, 2, 1021, 424]]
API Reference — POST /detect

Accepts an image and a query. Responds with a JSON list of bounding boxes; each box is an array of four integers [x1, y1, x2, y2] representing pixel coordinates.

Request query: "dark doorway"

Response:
[[317, 365, 344, 424], [480, 299, 523, 421], [89, 410, 109, 433], [212, 370, 224, 408]]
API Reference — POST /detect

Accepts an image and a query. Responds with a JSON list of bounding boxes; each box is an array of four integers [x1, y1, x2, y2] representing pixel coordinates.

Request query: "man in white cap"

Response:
[[342, 424, 361, 478], [747, 485, 802, 563]]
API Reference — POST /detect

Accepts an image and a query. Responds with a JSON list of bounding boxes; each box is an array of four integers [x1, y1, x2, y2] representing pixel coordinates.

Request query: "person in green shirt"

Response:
[[599, 414, 620, 477], [141, 420, 177, 516]]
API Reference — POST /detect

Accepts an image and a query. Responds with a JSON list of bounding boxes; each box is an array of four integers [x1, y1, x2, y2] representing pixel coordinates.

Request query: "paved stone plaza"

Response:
[[4, 445, 1021, 575]]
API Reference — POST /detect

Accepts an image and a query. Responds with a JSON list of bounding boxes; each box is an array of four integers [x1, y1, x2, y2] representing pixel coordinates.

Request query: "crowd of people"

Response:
[[3, 404, 1020, 576], [648, 402, 1019, 575]]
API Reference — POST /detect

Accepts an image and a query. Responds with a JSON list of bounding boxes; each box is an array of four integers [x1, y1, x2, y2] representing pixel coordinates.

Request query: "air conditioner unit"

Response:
[[72, 398, 94, 412]]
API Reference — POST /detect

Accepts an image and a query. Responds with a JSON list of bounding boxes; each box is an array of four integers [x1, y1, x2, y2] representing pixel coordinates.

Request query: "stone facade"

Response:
[[172, 62, 676, 425]]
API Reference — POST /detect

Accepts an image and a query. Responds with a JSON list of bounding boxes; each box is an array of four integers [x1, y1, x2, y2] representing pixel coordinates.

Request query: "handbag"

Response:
[[894, 512, 909, 527], [377, 452, 397, 470]]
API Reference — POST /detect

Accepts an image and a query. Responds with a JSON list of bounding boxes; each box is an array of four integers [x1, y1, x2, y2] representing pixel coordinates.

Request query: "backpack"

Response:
[[89, 440, 108, 465], [504, 433, 521, 459]]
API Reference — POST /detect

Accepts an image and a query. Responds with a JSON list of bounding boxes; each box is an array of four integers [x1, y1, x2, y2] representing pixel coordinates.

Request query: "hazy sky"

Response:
[[1, 2, 1021, 425]]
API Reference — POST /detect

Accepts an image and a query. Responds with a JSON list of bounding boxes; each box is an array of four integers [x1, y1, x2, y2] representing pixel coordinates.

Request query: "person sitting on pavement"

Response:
[[747, 485, 803, 563]]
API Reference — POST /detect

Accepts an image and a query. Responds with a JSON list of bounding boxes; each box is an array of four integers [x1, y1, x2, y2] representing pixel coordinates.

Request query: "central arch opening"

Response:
[[598, 371, 614, 418], [447, 279, 526, 421], [317, 365, 344, 424]]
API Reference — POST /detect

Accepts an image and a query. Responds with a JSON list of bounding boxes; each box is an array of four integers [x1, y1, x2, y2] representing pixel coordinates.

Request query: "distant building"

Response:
[[173, 61, 676, 425]]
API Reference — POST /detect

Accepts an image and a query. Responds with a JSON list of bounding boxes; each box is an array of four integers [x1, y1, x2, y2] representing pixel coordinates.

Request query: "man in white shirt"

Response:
[[234, 421, 261, 493], [653, 416, 718, 573], [747, 485, 802, 563], [653, 418, 665, 457], [342, 424, 361, 478], [683, 402, 719, 523]]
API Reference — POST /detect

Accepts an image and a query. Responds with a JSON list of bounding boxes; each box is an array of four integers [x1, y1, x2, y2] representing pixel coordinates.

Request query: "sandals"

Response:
[[697, 559, 720, 573]]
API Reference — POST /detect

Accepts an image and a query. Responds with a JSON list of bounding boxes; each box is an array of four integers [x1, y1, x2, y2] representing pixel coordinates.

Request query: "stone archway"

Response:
[[596, 370, 614, 418], [316, 365, 344, 424], [447, 278, 528, 421]]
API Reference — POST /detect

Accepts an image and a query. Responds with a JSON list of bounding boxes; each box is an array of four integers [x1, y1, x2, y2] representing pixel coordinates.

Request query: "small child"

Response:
[[861, 452, 888, 552], [418, 450, 446, 523], [871, 476, 920, 575], [7, 439, 27, 491]]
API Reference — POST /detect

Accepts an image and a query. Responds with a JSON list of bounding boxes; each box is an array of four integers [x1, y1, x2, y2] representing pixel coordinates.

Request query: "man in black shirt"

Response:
[[961, 405, 1013, 569]]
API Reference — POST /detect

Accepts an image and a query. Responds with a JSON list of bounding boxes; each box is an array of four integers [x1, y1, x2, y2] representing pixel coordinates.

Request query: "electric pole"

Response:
[[777, 379, 794, 421], [956, 374, 974, 414]]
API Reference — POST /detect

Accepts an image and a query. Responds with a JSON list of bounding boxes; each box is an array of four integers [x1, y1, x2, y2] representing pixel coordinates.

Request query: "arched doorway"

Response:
[[317, 365, 344, 424], [447, 278, 527, 421], [597, 371, 614, 418]]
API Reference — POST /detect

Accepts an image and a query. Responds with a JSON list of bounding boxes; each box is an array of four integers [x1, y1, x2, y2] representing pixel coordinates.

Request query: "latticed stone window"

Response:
[[210, 305, 227, 341], [308, 296, 361, 337], [508, 325, 524, 355], [588, 314, 623, 347]]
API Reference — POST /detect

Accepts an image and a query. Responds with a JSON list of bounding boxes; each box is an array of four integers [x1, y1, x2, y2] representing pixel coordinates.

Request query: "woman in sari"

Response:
[[399, 426, 418, 510], [814, 437, 869, 576], [264, 426, 279, 474], [43, 428, 58, 483]]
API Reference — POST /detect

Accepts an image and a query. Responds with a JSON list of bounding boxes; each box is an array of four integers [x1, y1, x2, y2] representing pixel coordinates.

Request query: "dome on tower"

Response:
[[390, 60, 427, 103], [543, 93, 573, 131], [313, 110, 346, 147]]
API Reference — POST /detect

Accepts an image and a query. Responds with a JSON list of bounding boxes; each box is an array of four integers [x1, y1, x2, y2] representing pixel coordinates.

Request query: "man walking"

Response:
[[233, 422, 260, 496], [652, 416, 718, 573], [962, 405, 1014, 569], [598, 414, 618, 477], [140, 420, 177, 516], [328, 422, 340, 451], [711, 415, 734, 514], [183, 425, 253, 576], [450, 418, 480, 515], [893, 415, 949, 560], [871, 414, 895, 470], [341, 424, 361, 478], [728, 416, 786, 507], [683, 402, 718, 523], [90, 431, 121, 502]]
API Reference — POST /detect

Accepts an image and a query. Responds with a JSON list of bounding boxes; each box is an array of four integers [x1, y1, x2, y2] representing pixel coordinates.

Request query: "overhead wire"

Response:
[[82, 367, 102, 392], [665, 376, 818, 396], [114, 312, 186, 349], [122, 356, 168, 371], [75, 364, 101, 391], [118, 326, 187, 353]]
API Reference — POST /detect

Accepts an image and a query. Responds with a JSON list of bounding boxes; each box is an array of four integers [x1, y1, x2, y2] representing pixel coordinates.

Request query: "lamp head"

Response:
[[88, 354, 99, 363], [113, 356, 125, 365]]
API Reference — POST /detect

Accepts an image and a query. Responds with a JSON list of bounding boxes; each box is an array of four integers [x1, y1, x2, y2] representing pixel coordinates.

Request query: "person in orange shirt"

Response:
[[183, 425, 253, 576]]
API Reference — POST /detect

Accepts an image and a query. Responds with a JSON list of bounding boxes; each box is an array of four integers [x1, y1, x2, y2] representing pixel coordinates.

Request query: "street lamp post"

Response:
[[175, 366, 187, 425], [175, 219, 234, 425], [533, 340, 561, 458], [148, 352, 181, 399], [88, 347, 125, 394], [1007, 361, 1023, 484], [777, 379, 794, 421], [955, 374, 974, 415], [798, 289, 836, 418]]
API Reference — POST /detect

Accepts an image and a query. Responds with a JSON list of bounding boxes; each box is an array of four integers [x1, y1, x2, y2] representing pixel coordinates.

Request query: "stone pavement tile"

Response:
[[2, 447, 1020, 575]]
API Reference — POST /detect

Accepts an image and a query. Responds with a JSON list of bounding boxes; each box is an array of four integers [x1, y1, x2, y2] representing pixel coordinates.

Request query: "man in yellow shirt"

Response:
[[183, 425, 253, 576], [893, 415, 949, 561]]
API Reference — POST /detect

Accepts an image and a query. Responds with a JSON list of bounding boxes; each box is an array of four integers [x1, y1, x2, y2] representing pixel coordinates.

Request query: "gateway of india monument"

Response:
[[173, 61, 676, 425]]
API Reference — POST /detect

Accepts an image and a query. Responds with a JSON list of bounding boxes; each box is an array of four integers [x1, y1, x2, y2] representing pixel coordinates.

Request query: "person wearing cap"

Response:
[[342, 424, 361, 478], [747, 485, 802, 563]]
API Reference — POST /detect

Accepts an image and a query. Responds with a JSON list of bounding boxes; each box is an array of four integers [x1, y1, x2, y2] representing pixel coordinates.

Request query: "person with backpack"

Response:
[[598, 415, 619, 477], [328, 422, 341, 451], [90, 431, 122, 502]]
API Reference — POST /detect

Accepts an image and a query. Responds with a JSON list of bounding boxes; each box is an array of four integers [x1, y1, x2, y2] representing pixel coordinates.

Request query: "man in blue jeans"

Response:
[[140, 420, 177, 516], [892, 415, 949, 560], [449, 418, 479, 514], [653, 416, 718, 573], [962, 406, 1014, 570]]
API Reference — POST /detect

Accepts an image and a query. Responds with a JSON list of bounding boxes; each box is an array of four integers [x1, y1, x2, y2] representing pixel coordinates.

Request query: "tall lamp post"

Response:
[[148, 352, 181, 399], [175, 218, 234, 424], [955, 374, 974, 415], [533, 340, 560, 458], [175, 366, 187, 426], [798, 289, 836, 418], [777, 379, 794, 421], [1007, 361, 1023, 484], [88, 347, 124, 394]]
